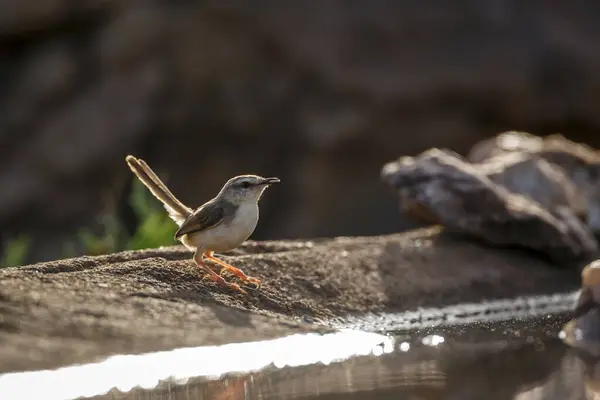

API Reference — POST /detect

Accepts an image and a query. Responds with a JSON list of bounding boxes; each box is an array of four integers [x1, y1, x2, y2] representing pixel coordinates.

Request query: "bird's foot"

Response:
[[202, 273, 248, 295], [219, 267, 261, 289], [205, 252, 261, 289], [243, 276, 261, 290]]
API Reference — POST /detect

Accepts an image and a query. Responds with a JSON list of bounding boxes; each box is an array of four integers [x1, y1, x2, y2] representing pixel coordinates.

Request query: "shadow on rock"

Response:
[[375, 230, 580, 311]]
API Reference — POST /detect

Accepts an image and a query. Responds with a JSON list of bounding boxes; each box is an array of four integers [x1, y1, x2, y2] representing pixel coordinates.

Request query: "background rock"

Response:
[[4, 1, 600, 262], [468, 132, 600, 231], [381, 147, 599, 264]]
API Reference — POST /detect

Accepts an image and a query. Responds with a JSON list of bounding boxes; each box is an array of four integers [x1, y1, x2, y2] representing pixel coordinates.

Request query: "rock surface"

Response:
[[382, 133, 600, 264], [5, 2, 600, 261], [468, 131, 600, 231], [561, 259, 600, 356], [0, 228, 582, 373]]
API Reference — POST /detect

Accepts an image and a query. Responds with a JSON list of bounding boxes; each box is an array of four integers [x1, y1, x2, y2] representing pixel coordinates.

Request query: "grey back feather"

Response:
[[174, 199, 237, 239]]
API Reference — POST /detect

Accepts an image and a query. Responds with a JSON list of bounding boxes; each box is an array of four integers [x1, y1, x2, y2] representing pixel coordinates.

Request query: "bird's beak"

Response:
[[261, 177, 280, 185]]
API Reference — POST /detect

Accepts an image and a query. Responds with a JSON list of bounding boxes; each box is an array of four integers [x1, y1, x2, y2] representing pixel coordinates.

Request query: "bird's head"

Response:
[[218, 175, 280, 205]]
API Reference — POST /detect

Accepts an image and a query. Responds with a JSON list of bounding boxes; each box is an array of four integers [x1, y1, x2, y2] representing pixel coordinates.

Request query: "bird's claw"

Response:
[[218, 269, 261, 289], [243, 277, 261, 290], [225, 282, 248, 295], [202, 273, 248, 295]]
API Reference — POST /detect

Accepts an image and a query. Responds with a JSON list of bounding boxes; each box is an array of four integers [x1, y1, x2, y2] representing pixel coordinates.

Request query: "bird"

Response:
[[125, 155, 280, 294]]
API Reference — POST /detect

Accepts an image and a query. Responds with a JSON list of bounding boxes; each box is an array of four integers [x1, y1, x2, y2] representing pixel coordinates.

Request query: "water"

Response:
[[87, 315, 591, 400], [1, 293, 598, 400], [91, 317, 593, 400]]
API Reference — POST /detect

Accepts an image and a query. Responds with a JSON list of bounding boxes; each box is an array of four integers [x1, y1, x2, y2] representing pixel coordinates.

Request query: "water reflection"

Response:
[[83, 314, 600, 400], [5, 313, 600, 399], [0, 330, 394, 400]]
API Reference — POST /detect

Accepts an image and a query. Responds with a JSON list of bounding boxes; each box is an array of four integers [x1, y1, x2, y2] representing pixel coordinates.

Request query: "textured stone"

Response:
[[0, 229, 580, 373], [468, 132, 600, 231], [382, 148, 599, 263]]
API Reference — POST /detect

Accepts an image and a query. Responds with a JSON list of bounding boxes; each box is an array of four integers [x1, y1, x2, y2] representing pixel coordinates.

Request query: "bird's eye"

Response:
[[241, 181, 250, 189]]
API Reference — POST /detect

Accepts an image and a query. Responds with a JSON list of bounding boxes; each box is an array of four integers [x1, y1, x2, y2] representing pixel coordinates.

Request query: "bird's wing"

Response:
[[174, 200, 225, 239]]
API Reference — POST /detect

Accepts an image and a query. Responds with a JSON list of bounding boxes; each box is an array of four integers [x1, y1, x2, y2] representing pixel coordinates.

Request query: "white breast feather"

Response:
[[181, 202, 259, 252]]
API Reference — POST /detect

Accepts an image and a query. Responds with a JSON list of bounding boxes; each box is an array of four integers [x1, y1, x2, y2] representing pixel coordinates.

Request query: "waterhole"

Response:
[[0, 292, 596, 400]]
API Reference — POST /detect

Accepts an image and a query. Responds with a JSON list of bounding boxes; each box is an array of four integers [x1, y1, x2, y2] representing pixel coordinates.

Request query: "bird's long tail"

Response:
[[125, 155, 192, 225]]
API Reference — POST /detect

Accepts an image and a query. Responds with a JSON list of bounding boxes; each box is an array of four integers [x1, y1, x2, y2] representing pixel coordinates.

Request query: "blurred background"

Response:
[[2, 0, 600, 265]]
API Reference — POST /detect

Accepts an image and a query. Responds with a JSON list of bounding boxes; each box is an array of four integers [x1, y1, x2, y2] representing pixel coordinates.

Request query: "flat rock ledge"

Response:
[[0, 227, 583, 374]]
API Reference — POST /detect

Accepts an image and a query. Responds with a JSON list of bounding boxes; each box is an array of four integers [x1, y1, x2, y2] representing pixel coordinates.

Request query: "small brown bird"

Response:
[[125, 155, 280, 294]]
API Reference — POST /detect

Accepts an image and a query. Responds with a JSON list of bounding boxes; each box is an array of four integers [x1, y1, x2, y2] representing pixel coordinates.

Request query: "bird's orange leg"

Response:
[[204, 251, 261, 288], [193, 251, 247, 294]]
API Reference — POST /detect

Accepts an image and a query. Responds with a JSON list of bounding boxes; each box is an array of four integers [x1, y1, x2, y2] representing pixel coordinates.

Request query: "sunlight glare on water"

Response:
[[0, 296, 589, 400], [0, 329, 394, 400], [421, 335, 445, 346]]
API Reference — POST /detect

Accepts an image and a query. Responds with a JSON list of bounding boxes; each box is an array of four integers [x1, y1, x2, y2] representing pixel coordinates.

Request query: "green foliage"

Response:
[[1, 178, 179, 266], [73, 178, 178, 256], [127, 178, 178, 251], [0, 235, 31, 268]]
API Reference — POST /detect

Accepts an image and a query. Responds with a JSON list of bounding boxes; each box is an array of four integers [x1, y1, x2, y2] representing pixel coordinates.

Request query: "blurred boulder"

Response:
[[468, 131, 600, 231], [4, 1, 600, 261], [381, 147, 599, 264]]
